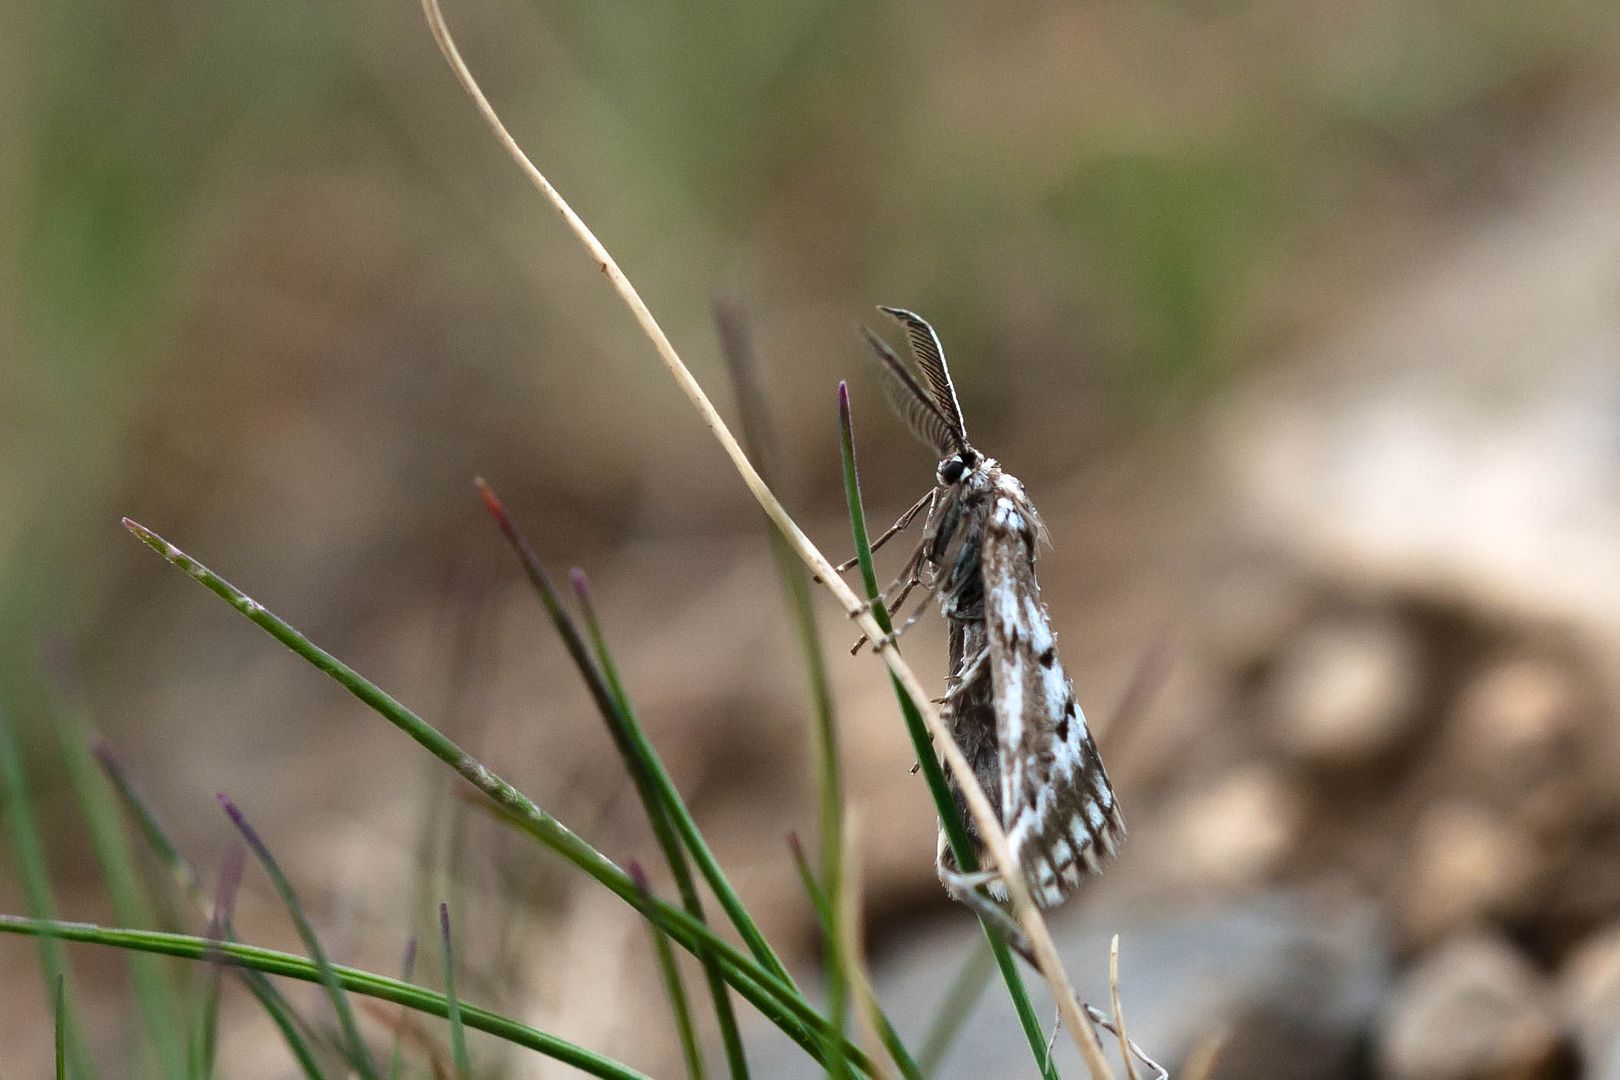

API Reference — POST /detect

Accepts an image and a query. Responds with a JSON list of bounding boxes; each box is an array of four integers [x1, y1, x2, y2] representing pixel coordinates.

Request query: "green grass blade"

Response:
[[218, 795, 379, 1080], [472, 482, 742, 1076], [715, 302, 850, 1080], [786, 837, 923, 1080], [465, 793, 875, 1076], [917, 936, 996, 1074], [120, 518, 881, 1077], [835, 385, 1059, 1080], [53, 704, 186, 1080], [567, 567, 751, 1077], [438, 904, 470, 1078], [239, 971, 328, 1080], [631, 864, 705, 1080], [0, 702, 97, 1079], [190, 842, 243, 1080], [388, 936, 418, 1080], [93, 743, 326, 1076], [477, 482, 791, 985], [0, 916, 650, 1080], [55, 974, 67, 1080], [91, 742, 204, 911]]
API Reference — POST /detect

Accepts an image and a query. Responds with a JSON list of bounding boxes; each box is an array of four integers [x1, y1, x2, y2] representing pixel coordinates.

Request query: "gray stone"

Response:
[[742, 890, 1392, 1079], [1266, 614, 1422, 768], [1375, 933, 1564, 1080]]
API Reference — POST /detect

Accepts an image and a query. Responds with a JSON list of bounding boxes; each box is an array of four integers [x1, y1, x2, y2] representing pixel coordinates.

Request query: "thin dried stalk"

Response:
[[416, 2, 1112, 1073]]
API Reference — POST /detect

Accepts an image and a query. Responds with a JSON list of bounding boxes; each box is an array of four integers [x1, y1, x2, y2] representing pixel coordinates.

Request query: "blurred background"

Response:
[[4, 0, 1620, 1076]]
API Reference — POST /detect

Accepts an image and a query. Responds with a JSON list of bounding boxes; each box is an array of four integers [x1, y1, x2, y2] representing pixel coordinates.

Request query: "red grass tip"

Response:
[[627, 860, 651, 893], [473, 477, 506, 519], [569, 567, 591, 600], [786, 831, 804, 860]]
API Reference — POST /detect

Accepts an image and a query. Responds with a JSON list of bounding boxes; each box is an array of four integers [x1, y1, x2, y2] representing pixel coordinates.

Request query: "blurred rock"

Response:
[[1266, 613, 1423, 768], [1452, 656, 1579, 777], [1559, 922, 1620, 1079], [1163, 765, 1308, 888], [1202, 565, 1315, 674], [1216, 111, 1620, 659], [1394, 802, 1543, 950], [1376, 933, 1565, 1080], [794, 890, 1391, 1080]]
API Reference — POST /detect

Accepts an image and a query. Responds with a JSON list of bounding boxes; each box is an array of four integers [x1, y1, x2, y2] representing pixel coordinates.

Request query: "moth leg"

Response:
[[941, 866, 1034, 962], [820, 489, 936, 578], [866, 604, 930, 653]]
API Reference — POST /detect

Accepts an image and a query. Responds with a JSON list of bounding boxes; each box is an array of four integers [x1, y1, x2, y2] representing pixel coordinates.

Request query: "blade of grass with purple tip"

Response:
[[219, 795, 378, 1080], [438, 904, 470, 1078], [120, 518, 879, 1076], [93, 743, 324, 1078], [837, 385, 1058, 1080], [476, 481, 748, 1076]]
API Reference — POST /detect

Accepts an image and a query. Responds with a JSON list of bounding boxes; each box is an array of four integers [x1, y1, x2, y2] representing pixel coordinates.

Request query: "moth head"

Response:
[[936, 448, 981, 486]]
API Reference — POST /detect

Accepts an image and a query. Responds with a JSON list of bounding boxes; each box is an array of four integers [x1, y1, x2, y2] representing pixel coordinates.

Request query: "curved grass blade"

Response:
[[121, 519, 879, 1077], [0, 703, 96, 1079], [52, 707, 185, 1079], [715, 301, 850, 1080], [631, 864, 704, 1080], [837, 385, 1059, 1080], [218, 795, 378, 1080], [474, 485, 744, 1078], [0, 916, 649, 1080], [92, 744, 325, 1078], [438, 903, 469, 1078]]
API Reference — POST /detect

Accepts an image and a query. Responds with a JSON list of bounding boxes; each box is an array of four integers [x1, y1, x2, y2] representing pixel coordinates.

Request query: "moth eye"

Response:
[[938, 457, 967, 484]]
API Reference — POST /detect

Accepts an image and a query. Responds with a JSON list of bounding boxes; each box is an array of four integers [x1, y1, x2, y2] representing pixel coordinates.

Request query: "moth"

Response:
[[854, 307, 1123, 936]]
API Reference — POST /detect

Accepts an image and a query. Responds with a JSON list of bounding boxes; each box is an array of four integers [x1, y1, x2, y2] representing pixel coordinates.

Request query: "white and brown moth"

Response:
[[854, 307, 1123, 933]]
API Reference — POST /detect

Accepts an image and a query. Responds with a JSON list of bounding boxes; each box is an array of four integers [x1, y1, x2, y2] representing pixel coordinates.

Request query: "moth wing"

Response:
[[981, 505, 1122, 906]]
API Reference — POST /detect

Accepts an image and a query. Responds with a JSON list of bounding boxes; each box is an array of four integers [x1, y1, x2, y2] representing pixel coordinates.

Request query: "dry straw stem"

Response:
[[417, 0, 1112, 1074], [1111, 935, 1138, 1080]]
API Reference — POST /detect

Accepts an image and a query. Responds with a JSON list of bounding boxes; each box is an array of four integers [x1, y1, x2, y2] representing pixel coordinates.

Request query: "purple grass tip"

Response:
[[569, 567, 591, 600], [439, 901, 452, 936], [400, 934, 419, 980], [216, 793, 258, 846], [89, 738, 118, 770], [837, 380, 850, 410], [786, 831, 804, 861]]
